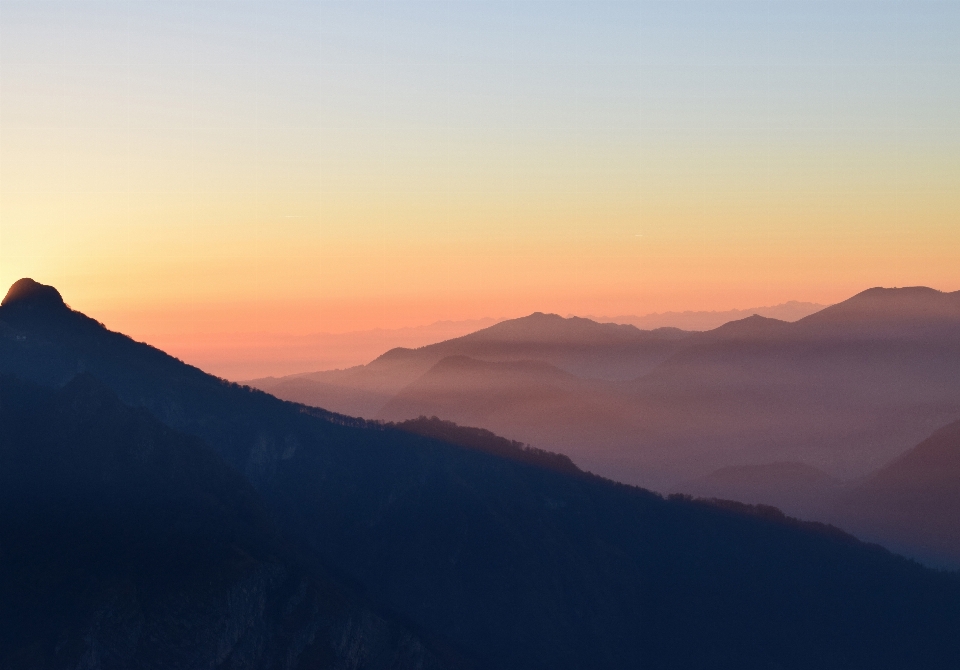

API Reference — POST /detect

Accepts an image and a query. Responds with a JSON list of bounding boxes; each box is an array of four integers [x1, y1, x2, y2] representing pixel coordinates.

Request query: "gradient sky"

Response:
[[1, 1, 958, 338]]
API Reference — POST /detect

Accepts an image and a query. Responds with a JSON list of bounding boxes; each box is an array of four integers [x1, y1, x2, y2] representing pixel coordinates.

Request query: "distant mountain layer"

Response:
[[594, 300, 826, 331], [5, 278, 960, 667], [836, 418, 960, 568], [254, 287, 960, 494], [249, 313, 691, 418], [111, 300, 823, 382]]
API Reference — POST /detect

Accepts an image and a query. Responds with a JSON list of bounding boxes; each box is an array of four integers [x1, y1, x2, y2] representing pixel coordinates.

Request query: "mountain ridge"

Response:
[[5, 278, 960, 667], [0, 372, 454, 668]]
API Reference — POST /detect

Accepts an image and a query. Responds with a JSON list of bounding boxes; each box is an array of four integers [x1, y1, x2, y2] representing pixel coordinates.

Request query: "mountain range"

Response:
[[590, 300, 825, 331], [249, 314, 690, 417], [134, 302, 822, 382], [252, 288, 960, 489], [4, 277, 960, 667], [249, 285, 960, 566]]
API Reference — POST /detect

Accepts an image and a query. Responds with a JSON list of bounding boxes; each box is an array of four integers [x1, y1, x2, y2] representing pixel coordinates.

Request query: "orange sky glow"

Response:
[[2, 2, 958, 369]]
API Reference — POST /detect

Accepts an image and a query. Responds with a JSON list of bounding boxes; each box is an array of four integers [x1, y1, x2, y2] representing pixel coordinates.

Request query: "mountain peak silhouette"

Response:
[[797, 285, 960, 332], [1, 278, 66, 310]]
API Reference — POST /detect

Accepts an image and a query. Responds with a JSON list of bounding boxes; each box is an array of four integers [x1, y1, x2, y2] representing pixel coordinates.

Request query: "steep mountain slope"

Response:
[[836, 418, 960, 568], [0, 373, 448, 669], [249, 313, 689, 418], [5, 279, 960, 668], [390, 415, 582, 475]]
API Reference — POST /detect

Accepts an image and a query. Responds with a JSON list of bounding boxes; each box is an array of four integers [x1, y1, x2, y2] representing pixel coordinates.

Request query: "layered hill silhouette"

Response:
[[5, 278, 960, 667], [254, 286, 960, 496], [625, 287, 960, 485], [249, 313, 689, 418], [595, 299, 825, 331], [834, 417, 960, 568]]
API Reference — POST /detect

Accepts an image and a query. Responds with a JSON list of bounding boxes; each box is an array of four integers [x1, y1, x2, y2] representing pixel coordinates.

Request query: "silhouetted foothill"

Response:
[[1, 278, 66, 310], [6, 281, 960, 668]]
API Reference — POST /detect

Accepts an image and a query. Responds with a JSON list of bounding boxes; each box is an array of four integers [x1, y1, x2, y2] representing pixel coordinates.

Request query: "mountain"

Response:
[[622, 286, 960, 486], [379, 355, 590, 426], [836, 418, 960, 568], [248, 312, 690, 418], [0, 373, 448, 669], [5, 279, 960, 667], [796, 286, 960, 337], [377, 356, 635, 468], [675, 462, 843, 520], [593, 300, 826, 331], [390, 415, 582, 476], [256, 286, 960, 496]]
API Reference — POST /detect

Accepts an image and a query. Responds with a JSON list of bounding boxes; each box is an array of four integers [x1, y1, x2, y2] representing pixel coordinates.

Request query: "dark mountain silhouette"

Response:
[[835, 418, 960, 568], [676, 462, 842, 520], [5, 279, 960, 667], [0, 374, 449, 669], [390, 415, 582, 476], [2, 277, 66, 309], [796, 286, 960, 337], [248, 313, 690, 418]]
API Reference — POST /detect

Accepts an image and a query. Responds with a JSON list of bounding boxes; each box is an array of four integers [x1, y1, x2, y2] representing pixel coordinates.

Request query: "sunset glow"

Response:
[[2, 1, 958, 343]]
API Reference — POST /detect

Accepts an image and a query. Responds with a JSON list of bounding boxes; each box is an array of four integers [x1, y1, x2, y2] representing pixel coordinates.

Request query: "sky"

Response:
[[1, 1, 958, 340]]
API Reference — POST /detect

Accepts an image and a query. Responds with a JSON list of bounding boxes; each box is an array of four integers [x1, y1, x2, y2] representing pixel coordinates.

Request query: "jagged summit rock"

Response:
[[1, 278, 65, 310]]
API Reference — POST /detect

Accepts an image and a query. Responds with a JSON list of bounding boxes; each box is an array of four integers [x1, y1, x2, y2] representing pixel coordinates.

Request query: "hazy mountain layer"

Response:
[[249, 312, 690, 418], [622, 287, 960, 485], [592, 300, 826, 331], [258, 287, 960, 494], [834, 417, 960, 568]]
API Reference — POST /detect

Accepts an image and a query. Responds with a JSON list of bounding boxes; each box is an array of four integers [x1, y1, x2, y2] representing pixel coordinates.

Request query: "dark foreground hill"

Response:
[[0, 374, 449, 669], [4, 279, 960, 668]]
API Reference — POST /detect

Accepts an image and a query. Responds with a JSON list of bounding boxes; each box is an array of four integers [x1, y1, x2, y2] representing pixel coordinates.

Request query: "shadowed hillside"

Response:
[[0, 373, 450, 669], [675, 462, 842, 520], [391, 415, 582, 476], [5, 279, 960, 668]]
